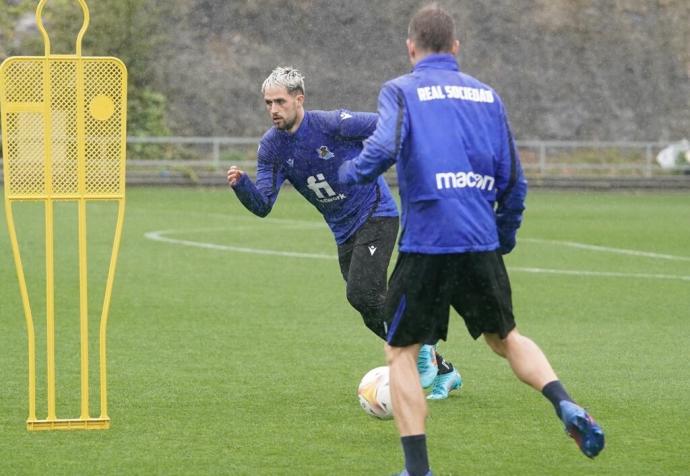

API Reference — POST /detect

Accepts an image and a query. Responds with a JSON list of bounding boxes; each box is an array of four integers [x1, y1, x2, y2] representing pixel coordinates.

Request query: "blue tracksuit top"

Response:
[[231, 109, 398, 245], [339, 54, 527, 254]]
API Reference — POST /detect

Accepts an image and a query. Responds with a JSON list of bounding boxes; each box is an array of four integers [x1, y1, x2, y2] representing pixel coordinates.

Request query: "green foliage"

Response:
[[0, 188, 689, 474], [2, 0, 171, 138], [0, 0, 36, 58], [127, 88, 168, 135], [127, 88, 172, 159]]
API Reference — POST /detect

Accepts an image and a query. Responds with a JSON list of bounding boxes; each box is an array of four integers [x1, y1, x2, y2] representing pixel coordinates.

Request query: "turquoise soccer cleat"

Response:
[[426, 369, 462, 400], [417, 344, 438, 389]]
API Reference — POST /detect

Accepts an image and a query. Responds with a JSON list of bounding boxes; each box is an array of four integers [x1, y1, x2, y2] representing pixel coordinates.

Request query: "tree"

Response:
[[4, 0, 171, 138], [0, 0, 36, 59]]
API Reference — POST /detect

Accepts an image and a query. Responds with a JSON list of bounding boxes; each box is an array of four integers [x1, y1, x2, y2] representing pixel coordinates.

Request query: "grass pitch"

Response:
[[0, 187, 688, 475]]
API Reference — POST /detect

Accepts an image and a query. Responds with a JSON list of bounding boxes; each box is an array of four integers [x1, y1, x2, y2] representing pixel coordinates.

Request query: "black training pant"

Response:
[[337, 216, 399, 339]]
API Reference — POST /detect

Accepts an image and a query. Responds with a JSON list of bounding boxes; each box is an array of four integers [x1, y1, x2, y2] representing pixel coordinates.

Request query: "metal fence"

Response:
[[518, 140, 658, 177], [1, 136, 689, 187]]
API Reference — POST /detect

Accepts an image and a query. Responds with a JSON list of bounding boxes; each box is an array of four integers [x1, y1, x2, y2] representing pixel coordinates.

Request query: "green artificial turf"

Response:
[[0, 187, 688, 475]]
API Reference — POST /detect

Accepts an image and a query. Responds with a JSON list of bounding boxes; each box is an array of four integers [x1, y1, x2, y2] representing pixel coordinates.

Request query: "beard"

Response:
[[275, 115, 296, 131]]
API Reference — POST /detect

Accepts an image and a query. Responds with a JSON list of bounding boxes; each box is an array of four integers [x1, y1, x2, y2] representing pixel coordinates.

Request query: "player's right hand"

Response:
[[227, 166, 244, 187]]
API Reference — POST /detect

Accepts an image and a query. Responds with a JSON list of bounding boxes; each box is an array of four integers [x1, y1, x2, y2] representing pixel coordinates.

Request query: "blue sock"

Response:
[[541, 380, 574, 418], [401, 434, 429, 476]]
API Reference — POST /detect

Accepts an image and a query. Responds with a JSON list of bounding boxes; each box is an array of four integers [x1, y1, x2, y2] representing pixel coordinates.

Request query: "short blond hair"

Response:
[[261, 66, 305, 95]]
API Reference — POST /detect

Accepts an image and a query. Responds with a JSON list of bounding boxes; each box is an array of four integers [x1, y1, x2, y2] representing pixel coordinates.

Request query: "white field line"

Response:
[[144, 230, 335, 260], [522, 238, 690, 262], [144, 229, 690, 282], [511, 267, 690, 282]]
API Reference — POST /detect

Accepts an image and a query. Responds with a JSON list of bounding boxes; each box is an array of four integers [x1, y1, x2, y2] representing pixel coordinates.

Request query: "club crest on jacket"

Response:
[[317, 145, 334, 160]]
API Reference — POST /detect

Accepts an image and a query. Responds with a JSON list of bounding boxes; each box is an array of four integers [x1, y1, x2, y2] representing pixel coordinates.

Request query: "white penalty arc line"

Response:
[[144, 229, 690, 282]]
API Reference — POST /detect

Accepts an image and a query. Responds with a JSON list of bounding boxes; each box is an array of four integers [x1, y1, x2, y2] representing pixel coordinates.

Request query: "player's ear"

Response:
[[451, 39, 460, 56], [406, 38, 415, 63], [295, 93, 305, 107]]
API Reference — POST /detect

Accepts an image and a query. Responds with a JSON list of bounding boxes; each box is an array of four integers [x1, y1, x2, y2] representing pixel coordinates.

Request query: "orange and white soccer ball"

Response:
[[357, 366, 393, 419]]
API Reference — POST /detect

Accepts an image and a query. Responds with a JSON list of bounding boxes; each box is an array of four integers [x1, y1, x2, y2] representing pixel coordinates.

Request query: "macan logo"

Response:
[[435, 172, 495, 191]]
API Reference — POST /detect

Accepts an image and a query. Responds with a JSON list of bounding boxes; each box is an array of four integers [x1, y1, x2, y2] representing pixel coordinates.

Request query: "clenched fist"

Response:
[[227, 166, 244, 187]]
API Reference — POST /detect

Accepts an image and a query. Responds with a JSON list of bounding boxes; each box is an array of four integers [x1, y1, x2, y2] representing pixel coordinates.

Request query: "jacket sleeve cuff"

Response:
[[231, 172, 250, 191]]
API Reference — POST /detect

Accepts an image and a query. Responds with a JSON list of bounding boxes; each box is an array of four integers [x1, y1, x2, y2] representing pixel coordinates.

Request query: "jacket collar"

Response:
[[413, 53, 459, 72]]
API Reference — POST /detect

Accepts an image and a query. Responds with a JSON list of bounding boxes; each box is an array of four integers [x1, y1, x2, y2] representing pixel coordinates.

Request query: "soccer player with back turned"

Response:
[[338, 4, 605, 475], [227, 66, 461, 399]]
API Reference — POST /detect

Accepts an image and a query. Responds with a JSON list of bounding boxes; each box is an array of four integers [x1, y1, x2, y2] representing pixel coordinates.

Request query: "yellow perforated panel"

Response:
[[1, 56, 127, 199], [84, 60, 125, 195], [3, 60, 44, 103], [5, 112, 46, 195], [2, 0, 127, 432]]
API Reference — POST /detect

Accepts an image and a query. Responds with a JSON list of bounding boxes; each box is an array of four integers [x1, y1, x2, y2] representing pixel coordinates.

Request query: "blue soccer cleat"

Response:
[[559, 401, 605, 458], [417, 344, 438, 389], [394, 470, 433, 476], [426, 369, 462, 400]]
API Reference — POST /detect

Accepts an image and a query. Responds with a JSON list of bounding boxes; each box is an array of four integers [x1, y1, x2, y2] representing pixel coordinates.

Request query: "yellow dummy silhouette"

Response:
[[0, 0, 127, 430]]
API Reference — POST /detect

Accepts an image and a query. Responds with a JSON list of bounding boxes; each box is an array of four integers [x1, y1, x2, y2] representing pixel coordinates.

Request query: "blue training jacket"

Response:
[[339, 54, 527, 254], [231, 110, 398, 245]]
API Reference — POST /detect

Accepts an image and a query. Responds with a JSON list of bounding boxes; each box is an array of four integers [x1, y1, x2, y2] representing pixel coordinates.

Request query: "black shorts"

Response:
[[384, 251, 516, 347], [337, 216, 398, 283]]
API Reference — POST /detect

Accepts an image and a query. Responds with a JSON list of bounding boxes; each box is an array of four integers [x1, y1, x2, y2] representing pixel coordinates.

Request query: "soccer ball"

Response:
[[357, 366, 393, 419]]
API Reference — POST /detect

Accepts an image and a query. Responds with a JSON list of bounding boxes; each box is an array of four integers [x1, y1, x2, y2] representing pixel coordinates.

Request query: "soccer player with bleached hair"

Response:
[[227, 66, 462, 399]]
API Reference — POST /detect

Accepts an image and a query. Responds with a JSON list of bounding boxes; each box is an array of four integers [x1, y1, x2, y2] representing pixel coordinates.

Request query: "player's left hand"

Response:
[[498, 228, 516, 254], [496, 212, 520, 254]]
